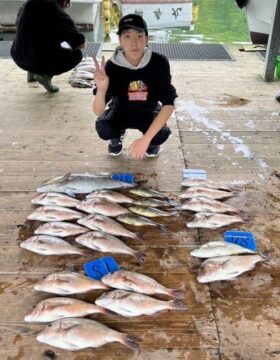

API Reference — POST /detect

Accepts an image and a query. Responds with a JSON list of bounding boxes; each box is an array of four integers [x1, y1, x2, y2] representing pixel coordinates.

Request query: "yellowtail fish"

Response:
[[133, 198, 180, 207], [37, 318, 140, 350], [76, 198, 130, 217], [27, 205, 83, 222], [179, 197, 239, 214], [37, 173, 136, 197], [129, 188, 167, 198], [191, 241, 256, 258], [20, 235, 89, 256], [128, 206, 178, 218], [24, 297, 109, 322], [78, 214, 143, 240], [34, 272, 110, 295], [180, 187, 236, 200], [86, 190, 134, 204], [186, 212, 243, 229], [116, 213, 168, 232], [101, 271, 185, 299], [181, 179, 238, 191], [34, 221, 89, 237], [95, 290, 187, 317], [75, 231, 145, 262], [31, 192, 80, 207], [197, 254, 266, 283]]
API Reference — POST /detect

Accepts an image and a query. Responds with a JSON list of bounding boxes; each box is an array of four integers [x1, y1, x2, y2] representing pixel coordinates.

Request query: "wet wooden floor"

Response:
[[0, 45, 279, 360]]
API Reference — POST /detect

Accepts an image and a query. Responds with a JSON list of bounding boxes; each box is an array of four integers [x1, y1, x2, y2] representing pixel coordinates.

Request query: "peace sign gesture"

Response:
[[93, 56, 109, 92]]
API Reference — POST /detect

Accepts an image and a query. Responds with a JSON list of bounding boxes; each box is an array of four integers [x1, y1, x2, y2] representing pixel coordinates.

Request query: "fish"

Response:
[[129, 188, 167, 198], [34, 221, 89, 237], [95, 290, 187, 317], [27, 205, 83, 222], [34, 272, 110, 295], [187, 212, 243, 229], [31, 192, 80, 207], [78, 214, 143, 240], [181, 178, 238, 191], [101, 271, 184, 299], [133, 198, 180, 207], [190, 241, 256, 258], [75, 231, 145, 262], [24, 297, 109, 322], [37, 173, 135, 197], [178, 197, 239, 214], [20, 235, 88, 256], [116, 213, 168, 232], [86, 190, 134, 203], [180, 187, 236, 200], [37, 318, 140, 350], [197, 254, 265, 283], [128, 206, 178, 218], [76, 198, 130, 217]]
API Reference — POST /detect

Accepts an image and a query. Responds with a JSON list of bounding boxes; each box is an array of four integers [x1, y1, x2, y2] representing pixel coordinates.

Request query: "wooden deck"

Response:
[[0, 45, 280, 360]]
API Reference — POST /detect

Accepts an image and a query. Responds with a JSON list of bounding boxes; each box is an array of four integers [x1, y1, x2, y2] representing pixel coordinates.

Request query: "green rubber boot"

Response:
[[34, 74, 59, 93], [27, 71, 37, 83]]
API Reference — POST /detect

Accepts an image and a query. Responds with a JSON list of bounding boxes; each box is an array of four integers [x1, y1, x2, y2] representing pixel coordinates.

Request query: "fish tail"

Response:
[[169, 299, 187, 311], [168, 289, 185, 299], [134, 232, 144, 241], [134, 250, 146, 263], [159, 224, 168, 232], [122, 334, 141, 350], [166, 199, 181, 207]]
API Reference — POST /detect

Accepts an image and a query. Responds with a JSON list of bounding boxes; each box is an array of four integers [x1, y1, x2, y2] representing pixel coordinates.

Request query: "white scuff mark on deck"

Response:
[[246, 120, 255, 130], [176, 100, 270, 175]]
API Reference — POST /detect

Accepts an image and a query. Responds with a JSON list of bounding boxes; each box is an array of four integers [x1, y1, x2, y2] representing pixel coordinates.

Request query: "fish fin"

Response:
[[134, 251, 146, 263], [260, 251, 272, 261], [168, 289, 185, 299], [169, 299, 187, 311], [122, 334, 141, 350]]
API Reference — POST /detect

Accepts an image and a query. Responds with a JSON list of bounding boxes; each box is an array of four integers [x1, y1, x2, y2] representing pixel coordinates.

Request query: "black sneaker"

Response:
[[108, 133, 124, 156], [145, 144, 160, 158]]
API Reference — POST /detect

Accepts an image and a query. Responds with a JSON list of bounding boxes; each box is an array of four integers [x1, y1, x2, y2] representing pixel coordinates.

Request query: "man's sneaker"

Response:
[[108, 134, 124, 156], [145, 145, 160, 158]]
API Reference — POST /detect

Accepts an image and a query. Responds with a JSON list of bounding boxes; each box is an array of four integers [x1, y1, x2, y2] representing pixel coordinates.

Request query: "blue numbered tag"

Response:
[[224, 231, 257, 251], [111, 173, 135, 184], [183, 169, 207, 180], [84, 257, 119, 280]]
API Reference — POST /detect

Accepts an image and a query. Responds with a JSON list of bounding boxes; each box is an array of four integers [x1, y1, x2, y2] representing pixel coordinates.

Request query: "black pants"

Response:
[[95, 107, 171, 146]]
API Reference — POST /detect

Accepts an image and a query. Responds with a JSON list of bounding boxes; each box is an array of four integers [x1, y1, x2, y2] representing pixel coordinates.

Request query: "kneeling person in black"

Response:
[[93, 14, 177, 159]]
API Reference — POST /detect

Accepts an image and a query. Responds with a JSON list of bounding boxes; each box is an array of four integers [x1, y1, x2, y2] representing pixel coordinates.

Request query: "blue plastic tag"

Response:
[[183, 169, 207, 180], [84, 256, 119, 280], [111, 173, 135, 184], [224, 231, 257, 251]]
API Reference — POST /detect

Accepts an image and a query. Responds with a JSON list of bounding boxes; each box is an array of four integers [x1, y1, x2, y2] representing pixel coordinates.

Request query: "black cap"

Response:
[[117, 14, 148, 35]]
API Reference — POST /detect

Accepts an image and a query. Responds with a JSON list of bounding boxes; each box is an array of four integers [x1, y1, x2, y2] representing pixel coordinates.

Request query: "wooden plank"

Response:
[[176, 110, 280, 132], [214, 298, 280, 360]]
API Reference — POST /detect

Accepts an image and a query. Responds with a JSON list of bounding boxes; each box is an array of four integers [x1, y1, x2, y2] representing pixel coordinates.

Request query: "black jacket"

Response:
[[10, 0, 85, 74], [103, 52, 178, 112]]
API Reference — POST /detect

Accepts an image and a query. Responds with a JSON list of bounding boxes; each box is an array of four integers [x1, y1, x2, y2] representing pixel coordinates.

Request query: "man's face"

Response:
[[119, 29, 148, 65]]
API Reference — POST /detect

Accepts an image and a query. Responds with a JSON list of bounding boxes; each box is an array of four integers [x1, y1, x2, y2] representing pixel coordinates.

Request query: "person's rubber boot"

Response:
[[35, 74, 59, 93], [27, 71, 37, 83], [276, 92, 280, 103]]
